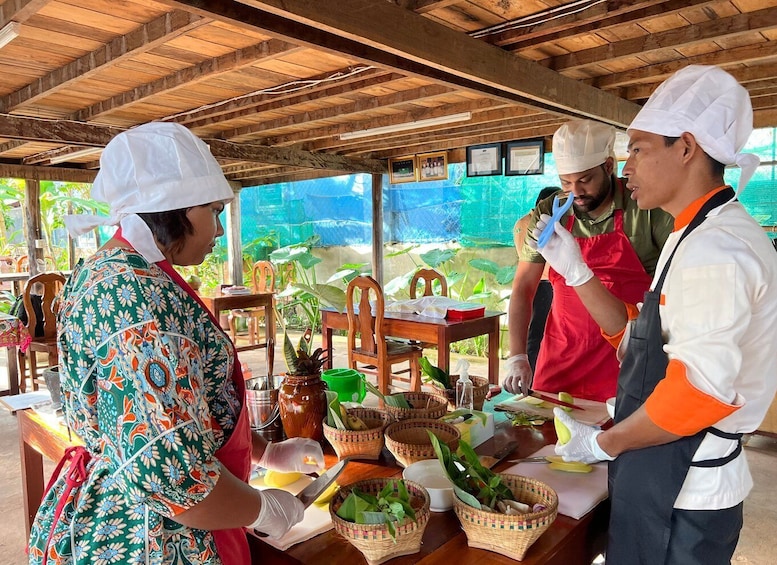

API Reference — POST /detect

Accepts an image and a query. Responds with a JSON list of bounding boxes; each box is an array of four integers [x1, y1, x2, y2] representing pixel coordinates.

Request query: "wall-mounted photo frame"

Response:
[[506, 138, 545, 176], [388, 156, 417, 184], [417, 151, 448, 182], [466, 142, 502, 177]]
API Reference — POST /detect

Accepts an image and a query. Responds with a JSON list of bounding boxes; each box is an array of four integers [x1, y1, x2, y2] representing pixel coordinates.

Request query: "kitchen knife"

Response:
[[296, 458, 349, 508], [254, 458, 349, 537], [522, 390, 585, 411], [484, 441, 518, 469]]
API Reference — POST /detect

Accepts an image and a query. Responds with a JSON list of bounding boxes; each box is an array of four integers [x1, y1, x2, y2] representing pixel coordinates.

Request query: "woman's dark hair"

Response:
[[664, 136, 726, 177], [137, 208, 194, 256]]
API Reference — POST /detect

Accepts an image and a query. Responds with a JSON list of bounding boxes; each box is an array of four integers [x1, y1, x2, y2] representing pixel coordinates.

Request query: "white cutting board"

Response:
[[495, 393, 610, 427], [250, 473, 334, 551], [503, 445, 608, 520]]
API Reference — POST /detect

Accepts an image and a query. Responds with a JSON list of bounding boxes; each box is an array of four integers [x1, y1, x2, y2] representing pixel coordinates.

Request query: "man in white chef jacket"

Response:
[[532, 65, 777, 564]]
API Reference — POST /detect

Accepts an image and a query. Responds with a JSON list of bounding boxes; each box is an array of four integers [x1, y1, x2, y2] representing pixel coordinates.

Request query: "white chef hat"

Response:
[[628, 65, 759, 193], [552, 120, 616, 175], [64, 122, 234, 263]]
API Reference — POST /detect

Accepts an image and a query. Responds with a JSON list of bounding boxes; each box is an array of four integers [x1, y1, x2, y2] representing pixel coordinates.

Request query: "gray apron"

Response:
[[607, 188, 742, 565]]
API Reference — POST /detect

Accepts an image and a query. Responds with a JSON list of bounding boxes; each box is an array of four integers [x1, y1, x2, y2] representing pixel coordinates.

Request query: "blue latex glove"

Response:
[[554, 408, 615, 465]]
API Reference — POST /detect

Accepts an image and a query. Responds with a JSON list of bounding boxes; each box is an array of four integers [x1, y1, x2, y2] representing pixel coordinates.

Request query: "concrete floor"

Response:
[[0, 339, 775, 564]]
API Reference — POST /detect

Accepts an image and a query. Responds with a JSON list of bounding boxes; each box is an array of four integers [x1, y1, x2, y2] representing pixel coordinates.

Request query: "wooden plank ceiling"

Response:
[[0, 0, 775, 186]]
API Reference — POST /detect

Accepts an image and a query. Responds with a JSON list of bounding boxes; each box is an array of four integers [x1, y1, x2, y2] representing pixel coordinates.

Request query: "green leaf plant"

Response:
[[335, 480, 417, 541]]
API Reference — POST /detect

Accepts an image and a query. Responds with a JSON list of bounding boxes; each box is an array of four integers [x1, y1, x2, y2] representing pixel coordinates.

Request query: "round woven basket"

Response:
[[453, 473, 558, 561], [434, 375, 490, 411], [384, 391, 448, 421], [330, 478, 431, 565], [323, 408, 393, 460], [384, 418, 460, 468]]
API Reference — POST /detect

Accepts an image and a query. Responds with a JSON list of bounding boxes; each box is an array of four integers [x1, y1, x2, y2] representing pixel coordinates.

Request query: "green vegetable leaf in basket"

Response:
[[419, 356, 450, 389]]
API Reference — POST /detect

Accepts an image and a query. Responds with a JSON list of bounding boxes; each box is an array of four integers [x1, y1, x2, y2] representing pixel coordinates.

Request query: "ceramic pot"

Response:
[[278, 373, 328, 441]]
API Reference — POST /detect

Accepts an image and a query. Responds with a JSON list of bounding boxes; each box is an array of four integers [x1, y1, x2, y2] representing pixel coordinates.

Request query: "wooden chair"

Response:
[[228, 260, 275, 345], [346, 275, 422, 395], [17, 272, 66, 392], [409, 268, 448, 298]]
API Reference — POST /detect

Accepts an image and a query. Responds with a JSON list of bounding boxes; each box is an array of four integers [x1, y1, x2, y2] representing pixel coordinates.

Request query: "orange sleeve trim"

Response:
[[644, 359, 740, 436], [673, 185, 729, 231], [601, 302, 640, 349], [659, 294, 665, 306]]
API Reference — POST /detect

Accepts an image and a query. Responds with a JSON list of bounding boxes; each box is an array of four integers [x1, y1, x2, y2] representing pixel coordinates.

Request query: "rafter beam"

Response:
[[547, 6, 777, 72], [159, 0, 640, 127], [0, 10, 208, 112], [0, 114, 386, 174], [76, 39, 302, 122], [0, 0, 50, 26], [0, 163, 97, 183]]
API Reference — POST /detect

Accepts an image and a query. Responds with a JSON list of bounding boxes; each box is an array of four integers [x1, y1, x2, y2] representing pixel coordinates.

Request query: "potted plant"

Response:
[[277, 328, 329, 441]]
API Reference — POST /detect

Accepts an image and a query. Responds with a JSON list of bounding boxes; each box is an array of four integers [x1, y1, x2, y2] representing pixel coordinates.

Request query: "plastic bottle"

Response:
[[455, 359, 473, 410]]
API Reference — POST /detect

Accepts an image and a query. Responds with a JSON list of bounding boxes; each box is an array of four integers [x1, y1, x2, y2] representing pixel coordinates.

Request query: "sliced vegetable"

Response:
[[264, 470, 303, 488], [558, 391, 575, 413], [554, 416, 571, 445], [549, 461, 593, 473]]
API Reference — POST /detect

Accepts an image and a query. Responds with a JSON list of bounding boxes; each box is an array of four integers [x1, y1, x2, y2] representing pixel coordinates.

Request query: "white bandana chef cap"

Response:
[[628, 65, 759, 194], [553, 120, 616, 175], [64, 122, 234, 263]]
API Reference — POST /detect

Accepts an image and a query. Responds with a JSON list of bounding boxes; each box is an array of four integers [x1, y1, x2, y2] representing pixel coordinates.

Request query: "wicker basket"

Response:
[[323, 408, 393, 460], [454, 473, 558, 561], [384, 418, 460, 468], [434, 375, 490, 411], [384, 391, 448, 421], [330, 478, 431, 565]]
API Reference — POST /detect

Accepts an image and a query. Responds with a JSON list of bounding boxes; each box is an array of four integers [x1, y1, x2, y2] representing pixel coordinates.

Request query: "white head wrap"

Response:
[[628, 65, 759, 194], [552, 120, 617, 175], [64, 122, 234, 263]]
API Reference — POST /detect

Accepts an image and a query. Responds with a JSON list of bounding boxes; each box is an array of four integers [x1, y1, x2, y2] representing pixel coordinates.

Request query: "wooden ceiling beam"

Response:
[[495, 0, 714, 51], [0, 140, 28, 154], [594, 42, 777, 90], [0, 0, 51, 26], [220, 83, 454, 141], [179, 68, 400, 129], [159, 0, 640, 127], [0, 114, 386, 174], [0, 163, 97, 183], [548, 7, 777, 72], [0, 10, 208, 112], [76, 39, 303, 122]]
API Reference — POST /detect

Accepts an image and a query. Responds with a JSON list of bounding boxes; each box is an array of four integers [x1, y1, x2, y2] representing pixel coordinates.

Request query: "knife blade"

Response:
[[296, 458, 349, 508], [523, 390, 585, 411], [484, 441, 518, 469], [505, 456, 551, 464]]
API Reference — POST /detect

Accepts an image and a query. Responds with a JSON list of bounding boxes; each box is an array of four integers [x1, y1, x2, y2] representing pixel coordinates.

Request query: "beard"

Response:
[[572, 173, 613, 214]]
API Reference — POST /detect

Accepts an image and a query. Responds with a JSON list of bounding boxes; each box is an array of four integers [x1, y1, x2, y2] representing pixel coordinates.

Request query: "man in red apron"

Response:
[[534, 66, 777, 564], [506, 120, 672, 401]]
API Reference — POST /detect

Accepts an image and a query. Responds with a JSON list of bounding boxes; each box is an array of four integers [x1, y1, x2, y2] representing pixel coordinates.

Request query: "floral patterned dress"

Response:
[[28, 248, 241, 565]]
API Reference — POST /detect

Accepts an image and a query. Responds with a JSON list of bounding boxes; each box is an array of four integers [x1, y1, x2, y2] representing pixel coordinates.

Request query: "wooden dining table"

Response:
[[18, 402, 609, 564], [320, 307, 504, 384]]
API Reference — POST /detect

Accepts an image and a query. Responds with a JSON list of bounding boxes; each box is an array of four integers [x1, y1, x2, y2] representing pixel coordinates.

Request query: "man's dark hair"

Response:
[[138, 208, 194, 256], [663, 136, 725, 178]]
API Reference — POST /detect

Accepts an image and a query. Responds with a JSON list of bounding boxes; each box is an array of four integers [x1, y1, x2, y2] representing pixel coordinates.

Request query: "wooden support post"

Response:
[[371, 173, 383, 286], [23, 179, 42, 277], [226, 182, 243, 286]]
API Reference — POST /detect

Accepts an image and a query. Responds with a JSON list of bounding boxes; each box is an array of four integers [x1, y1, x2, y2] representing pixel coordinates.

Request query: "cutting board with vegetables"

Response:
[[504, 445, 608, 520], [249, 471, 336, 551], [495, 393, 610, 427]]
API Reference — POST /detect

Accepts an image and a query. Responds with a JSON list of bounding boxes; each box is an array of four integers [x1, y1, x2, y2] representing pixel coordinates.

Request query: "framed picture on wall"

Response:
[[417, 151, 448, 181], [388, 156, 417, 184], [506, 139, 545, 176], [466, 143, 502, 177]]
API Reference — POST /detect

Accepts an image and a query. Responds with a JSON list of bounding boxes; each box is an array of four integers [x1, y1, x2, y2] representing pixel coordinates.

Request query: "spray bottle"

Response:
[[455, 359, 473, 410]]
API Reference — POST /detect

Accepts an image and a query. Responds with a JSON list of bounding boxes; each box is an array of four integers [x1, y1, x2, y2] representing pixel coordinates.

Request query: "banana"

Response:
[[339, 405, 368, 430]]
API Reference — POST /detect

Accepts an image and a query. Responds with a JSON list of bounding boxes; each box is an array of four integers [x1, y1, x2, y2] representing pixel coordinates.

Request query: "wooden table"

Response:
[[321, 308, 504, 384], [17, 409, 82, 534], [17, 402, 608, 563], [249, 409, 609, 564], [0, 312, 31, 396], [0, 271, 29, 295], [199, 290, 276, 364]]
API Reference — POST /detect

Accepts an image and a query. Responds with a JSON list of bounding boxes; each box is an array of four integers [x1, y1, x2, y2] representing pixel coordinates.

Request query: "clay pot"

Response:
[[278, 373, 328, 442]]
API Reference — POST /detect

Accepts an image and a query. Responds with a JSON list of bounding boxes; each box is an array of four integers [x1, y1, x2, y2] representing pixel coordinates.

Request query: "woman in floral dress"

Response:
[[28, 122, 323, 564]]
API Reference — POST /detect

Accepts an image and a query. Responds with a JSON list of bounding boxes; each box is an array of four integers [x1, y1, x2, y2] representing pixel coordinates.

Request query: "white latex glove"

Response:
[[503, 354, 532, 396], [249, 488, 305, 539], [553, 408, 615, 465], [258, 438, 325, 473], [529, 214, 593, 287]]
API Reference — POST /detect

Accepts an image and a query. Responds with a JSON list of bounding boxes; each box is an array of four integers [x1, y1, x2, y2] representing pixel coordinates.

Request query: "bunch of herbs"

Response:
[[335, 480, 417, 541]]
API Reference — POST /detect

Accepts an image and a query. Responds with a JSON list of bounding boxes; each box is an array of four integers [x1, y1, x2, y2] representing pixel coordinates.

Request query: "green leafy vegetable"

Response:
[[428, 431, 515, 511], [364, 380, 410, 408], [335, 481, 417, 541], [419, 357, 451, 389]]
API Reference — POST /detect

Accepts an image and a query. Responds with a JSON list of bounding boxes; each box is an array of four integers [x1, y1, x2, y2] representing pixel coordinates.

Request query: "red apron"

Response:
[[533, 203, 652, 402], [42, 237, 252, 565], [158, 259, 252, 565]]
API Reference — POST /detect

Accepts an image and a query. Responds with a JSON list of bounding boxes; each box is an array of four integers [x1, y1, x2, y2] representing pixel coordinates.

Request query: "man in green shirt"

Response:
[[505, 120, 673, 402]]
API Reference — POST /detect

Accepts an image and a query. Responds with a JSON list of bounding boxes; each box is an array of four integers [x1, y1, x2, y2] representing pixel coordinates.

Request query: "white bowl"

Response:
[[606, 397, 616, 419], [402, 459, 454, 512]]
